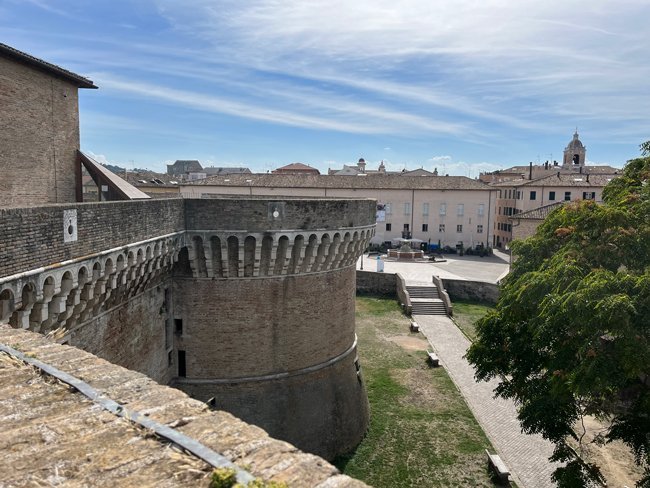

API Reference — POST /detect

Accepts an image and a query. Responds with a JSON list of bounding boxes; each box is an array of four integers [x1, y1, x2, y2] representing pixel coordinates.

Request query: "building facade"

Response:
[[181, 174, 498, 250]]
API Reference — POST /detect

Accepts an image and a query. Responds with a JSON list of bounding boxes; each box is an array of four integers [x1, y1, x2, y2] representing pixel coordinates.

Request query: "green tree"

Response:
[[466, 145, 650, 487]]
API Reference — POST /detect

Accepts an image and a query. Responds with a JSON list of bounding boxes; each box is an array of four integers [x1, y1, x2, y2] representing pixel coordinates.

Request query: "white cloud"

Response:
[[153, 0, 650, 138]]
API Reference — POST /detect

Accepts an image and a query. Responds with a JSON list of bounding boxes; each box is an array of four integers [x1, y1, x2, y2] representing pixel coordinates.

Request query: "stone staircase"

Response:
[[407, 285, 447, 315]]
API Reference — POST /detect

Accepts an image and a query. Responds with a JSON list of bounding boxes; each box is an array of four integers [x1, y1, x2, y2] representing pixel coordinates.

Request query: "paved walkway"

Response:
[[358, 253, 508, 283], [414, 313, 560, 488]]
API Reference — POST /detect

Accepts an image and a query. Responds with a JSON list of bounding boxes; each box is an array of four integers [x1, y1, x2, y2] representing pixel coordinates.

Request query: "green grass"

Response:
[[335, 296, 498, 487], [451, 300, 495, 341]]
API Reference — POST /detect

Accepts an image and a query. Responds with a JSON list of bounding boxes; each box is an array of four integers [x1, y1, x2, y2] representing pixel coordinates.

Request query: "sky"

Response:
[[2, 0, 649, 176]]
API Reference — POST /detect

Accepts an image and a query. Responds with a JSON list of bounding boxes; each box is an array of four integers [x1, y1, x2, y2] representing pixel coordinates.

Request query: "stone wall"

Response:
[[0, 199, 185, 278], [442, 278, 500, 304], [356, 270, 397, 296], [0, 56, 81, 206], [0, 325, 369, 487]]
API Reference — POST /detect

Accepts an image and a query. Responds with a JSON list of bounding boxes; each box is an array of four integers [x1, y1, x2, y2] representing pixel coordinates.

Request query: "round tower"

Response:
[[172, 198, 374, 460], [563, 130, 586, 167]]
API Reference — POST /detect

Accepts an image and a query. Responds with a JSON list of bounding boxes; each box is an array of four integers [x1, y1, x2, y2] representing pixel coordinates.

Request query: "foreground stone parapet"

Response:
[[0, 325, 368, 487]]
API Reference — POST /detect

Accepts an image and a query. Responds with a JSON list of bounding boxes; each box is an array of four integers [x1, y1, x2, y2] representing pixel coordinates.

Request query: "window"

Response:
[[478, 204, 485, 216], [477, 224, 483, 233], [439, 224, 445, 232], [422, 202, 429, 216], [385, 203, 392, 214], [498, 206, 501, 215], [549, 191, 556, 201], [517, 191, 521, 199], [385, 223, 392, 231], [404, 202, 411, 215], [457, 204, 464, 216], [422, 224, 428, 232], [174, 318, 183, 335], [583, 191, 595, 200], [564, 191, 572, 201], [168, 350, 173, 367], [457, 224, 463, 232], [403, 224, 410, 231], [530, 191, 537, 201], [439, 203, 447, 216], [178, 350, 186, 377]]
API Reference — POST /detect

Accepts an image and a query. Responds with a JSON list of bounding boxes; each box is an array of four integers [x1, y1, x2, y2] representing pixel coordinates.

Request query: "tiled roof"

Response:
[[185, 173, 493, 191], [275, 162, 318, 171], [499, 164, 619, 175], [511, 202, 565, 220], [491, 173, 617, 188], [0, 43, 97, 89], [204, 167, 251, 176]]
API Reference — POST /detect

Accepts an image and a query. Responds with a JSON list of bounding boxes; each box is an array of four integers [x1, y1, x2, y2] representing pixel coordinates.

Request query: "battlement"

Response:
[[0, 196, 375, 461]]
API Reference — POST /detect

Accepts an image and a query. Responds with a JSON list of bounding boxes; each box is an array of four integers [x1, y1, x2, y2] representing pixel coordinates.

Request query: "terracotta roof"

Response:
[[273, 163, 321, 174], [511, 202, 565, 220], [491, 173, 617, 188], [497, 164, 619, 176], [0, 43, 97, 89], [204, 167, 251, 176], [185, 173, 493, 191]]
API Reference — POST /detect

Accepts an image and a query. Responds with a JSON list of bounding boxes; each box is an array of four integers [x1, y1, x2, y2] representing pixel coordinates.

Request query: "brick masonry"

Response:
[[0, 197, 374, 463], [0, 56, 81, 206], [0, 199, 185, 278], [442, 278, 500, 304], [356, 269, 397, 297]]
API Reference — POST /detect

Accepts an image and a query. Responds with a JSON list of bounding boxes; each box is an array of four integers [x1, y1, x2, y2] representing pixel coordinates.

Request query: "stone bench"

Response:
[[486, 449, 510, 483], [427, 351, 439, 367]]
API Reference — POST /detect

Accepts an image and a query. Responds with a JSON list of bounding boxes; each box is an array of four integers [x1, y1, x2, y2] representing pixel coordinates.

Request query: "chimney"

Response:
[[557, 171, 560, 178], [529, 162, 533, 180]]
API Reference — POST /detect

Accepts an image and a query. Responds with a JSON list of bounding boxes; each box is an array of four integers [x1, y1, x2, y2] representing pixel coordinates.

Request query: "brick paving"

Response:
[[413, 313, 560, 488]]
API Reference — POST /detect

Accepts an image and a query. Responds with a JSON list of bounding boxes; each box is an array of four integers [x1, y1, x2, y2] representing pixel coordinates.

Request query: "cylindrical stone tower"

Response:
[[171, 198, 375, 460]]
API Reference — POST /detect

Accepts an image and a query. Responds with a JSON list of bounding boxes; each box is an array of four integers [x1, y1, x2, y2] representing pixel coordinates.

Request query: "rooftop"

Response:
[[0, 325, 367, 487], [511, 202, 566, 220], [491, 173, 617, 188], [0, 42, 97, 89], [186, 173, 493, 191]]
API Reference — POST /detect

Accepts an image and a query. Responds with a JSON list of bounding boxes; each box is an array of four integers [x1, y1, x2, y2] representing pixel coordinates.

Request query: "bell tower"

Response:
[[563, 130, 586, 168]]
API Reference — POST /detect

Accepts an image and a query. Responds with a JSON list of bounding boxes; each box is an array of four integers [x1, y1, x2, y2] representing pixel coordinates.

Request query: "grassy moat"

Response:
[[335, 296, 498, 487]]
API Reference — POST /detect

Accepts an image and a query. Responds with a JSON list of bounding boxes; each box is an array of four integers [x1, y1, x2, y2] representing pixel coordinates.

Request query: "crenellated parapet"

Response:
[[0, 232, 184, 337], [0, 197, 376, 461], [185, 226, 375, 279]]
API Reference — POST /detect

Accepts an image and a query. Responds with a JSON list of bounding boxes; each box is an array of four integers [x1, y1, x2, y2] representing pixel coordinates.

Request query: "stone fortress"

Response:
[[0, 39, 374, 478]]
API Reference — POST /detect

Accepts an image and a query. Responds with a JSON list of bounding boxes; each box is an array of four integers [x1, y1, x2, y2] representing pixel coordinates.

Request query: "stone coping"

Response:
[[0, 325, 368, 488]]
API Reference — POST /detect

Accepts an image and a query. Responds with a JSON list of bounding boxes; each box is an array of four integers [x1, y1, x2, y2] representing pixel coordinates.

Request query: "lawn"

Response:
[[451, 300, 495, 341], [335, 296, 497, 487]]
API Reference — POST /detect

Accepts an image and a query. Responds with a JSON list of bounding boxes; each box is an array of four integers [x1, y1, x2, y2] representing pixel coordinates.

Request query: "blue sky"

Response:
[[3, 0, 649, 175]]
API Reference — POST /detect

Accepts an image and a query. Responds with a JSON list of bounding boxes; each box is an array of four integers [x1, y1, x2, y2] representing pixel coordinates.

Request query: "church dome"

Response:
[[566, 131, 585, 150]]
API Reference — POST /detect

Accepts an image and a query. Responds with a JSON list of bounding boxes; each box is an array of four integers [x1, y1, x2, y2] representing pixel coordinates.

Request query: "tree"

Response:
[[466, 146, 650, 487]]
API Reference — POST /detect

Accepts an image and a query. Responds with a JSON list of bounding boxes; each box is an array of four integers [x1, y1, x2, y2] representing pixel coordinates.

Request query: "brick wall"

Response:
[[68, 282, 173, 383], [172, 266, 369, 459], [0, 199, 185, 278], [442, 278, 500, 304], [185, 198, 376, 231], [0, 56, 81, 206], [356, 270, 397, 297]]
